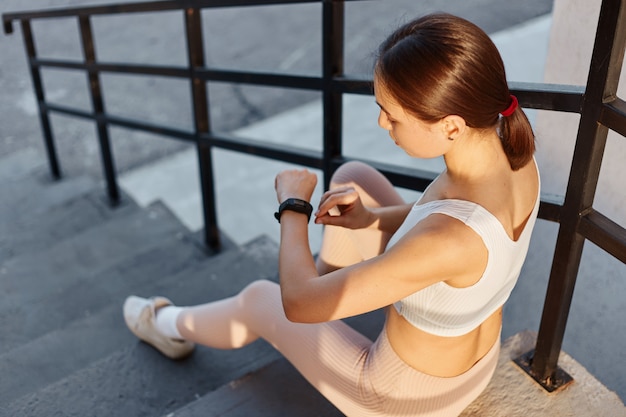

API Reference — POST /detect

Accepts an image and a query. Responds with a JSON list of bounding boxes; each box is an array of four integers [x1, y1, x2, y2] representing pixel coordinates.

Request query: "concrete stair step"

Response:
[[173, 357, 344, 417], [0, 232, 204, 354], [0, 170, 99, 223], [0, 147, 46, 182], [0, 187, 137, 260], [0, 200, 189, 317], [3, 338, 280, 417], [0, 236, 282, 416], [0, 149, 134, 261]]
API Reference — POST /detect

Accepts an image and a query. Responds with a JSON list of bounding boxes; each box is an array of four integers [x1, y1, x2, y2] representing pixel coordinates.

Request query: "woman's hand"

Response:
[[314, 186, 377, 230], [274, 169, 318, 204]]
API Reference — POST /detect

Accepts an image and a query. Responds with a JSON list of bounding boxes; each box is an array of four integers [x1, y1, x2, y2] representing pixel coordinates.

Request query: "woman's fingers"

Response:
[[316, 186, 359, 216]]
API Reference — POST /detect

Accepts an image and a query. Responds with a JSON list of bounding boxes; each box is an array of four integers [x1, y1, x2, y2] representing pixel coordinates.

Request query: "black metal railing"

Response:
[[3, 0, 625, 394]]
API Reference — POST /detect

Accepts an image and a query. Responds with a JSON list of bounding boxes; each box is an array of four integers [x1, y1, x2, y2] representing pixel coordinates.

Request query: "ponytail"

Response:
[[498, 105, 535, 171]]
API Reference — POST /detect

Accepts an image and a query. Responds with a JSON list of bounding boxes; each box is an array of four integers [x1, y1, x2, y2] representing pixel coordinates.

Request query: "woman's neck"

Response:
[[443, 129, 508, 183]]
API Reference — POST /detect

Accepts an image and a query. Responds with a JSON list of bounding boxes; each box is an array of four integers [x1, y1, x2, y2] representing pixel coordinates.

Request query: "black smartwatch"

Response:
[[274, 198, 313, 223]]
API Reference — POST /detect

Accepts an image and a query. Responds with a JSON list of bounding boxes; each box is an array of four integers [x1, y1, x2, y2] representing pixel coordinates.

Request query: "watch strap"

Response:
[[274, 198, 313, 223]]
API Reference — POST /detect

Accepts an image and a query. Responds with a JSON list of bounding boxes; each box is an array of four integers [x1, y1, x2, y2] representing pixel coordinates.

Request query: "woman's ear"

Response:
[[441, 115, 467, 141]]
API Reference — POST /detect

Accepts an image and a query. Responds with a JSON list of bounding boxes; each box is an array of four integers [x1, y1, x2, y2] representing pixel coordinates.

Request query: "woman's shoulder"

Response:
[[413, 159, 539, 240], [478, 159, 539, 240], [384, 207, 489, 289], [463, 159, 539, 241]]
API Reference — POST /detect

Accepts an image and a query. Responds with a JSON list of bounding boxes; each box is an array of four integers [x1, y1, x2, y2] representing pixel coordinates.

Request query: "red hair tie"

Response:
[[500, 95, 518, 117]]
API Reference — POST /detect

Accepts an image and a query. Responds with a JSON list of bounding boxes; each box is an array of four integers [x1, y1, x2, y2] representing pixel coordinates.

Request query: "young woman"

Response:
[[124, 13, 539, 416]]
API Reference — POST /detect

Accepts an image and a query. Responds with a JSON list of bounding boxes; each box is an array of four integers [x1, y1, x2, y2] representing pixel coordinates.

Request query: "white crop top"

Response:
[[387, 171, 540, 337]]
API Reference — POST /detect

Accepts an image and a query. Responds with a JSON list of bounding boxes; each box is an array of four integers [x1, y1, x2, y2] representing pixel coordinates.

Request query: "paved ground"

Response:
[[4, 0, 625, 405]]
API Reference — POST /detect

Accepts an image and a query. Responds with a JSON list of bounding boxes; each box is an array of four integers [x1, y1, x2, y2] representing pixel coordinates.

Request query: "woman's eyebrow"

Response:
[[375, 101, 390, 114]]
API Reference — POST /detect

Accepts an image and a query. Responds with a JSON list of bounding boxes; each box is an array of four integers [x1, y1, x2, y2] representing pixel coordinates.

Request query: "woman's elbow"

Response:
[[282, 305, 303, 323], [281, 293, 306, 322], [281, 291, 319, 323]]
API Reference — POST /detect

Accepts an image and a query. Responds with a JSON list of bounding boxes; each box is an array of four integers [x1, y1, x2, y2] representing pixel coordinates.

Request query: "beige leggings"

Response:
[[177, 161, 499, 416]]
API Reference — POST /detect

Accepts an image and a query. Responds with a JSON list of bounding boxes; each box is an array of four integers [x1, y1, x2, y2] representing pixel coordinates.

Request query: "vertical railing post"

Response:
[[21, 19, 61, 180], [321, 0, 345, 189], [185, 7, 220, 251], [79, 15, 120, 205], [516, 0, 626, 392]]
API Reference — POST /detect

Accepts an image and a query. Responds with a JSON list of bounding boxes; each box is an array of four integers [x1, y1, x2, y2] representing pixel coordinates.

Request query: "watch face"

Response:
[[287, 199, 309, 212], [275, 198, 312, 223]]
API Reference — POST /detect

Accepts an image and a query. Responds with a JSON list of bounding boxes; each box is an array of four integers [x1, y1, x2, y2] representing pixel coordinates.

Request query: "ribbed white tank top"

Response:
[[387, 174, 540, 337]]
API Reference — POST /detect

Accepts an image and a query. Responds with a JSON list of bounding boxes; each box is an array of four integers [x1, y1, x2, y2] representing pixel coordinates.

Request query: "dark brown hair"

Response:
[[375, 13, 535, 170]]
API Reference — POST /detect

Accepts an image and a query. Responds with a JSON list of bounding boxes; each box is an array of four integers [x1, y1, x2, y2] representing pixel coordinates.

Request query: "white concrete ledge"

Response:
[[461, 330, 625, 417]]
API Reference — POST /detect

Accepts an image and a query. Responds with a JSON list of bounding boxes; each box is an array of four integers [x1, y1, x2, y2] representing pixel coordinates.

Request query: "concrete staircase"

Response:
[[0, 149, 388, 416], [3, 148, 623, 416]]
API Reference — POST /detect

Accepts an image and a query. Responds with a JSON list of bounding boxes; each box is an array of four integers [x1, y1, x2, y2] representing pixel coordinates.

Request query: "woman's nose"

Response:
[[378, 110, 391, 130]]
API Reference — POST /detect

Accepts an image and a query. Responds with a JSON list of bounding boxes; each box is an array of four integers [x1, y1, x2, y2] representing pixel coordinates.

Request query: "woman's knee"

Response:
[[330, 161, 377, 189], [238, 279, 280, 305], [330, 161, 401, 209]]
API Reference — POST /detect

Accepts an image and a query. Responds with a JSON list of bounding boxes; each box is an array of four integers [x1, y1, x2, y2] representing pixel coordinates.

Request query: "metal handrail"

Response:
[[3, 0, 624, 394]]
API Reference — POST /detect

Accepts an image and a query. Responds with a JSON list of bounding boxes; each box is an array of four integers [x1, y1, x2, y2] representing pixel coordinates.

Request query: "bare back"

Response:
[[386, 158, 539, 377]]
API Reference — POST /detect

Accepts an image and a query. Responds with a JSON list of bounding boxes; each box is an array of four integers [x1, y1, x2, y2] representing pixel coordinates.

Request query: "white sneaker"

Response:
[[123, 295, 195, 360]]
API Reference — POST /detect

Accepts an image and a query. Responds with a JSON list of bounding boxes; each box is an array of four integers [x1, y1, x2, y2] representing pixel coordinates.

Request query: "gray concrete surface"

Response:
[[2, 0, 624, 406], [1, 0, 552, 176]]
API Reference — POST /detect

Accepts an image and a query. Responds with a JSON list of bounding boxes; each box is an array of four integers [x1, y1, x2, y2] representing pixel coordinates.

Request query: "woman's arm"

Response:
[[274, 169, 487, 324], [314, 185, 413, 235], [367, 204, 414, 234], [279, 212, 488, 323]]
